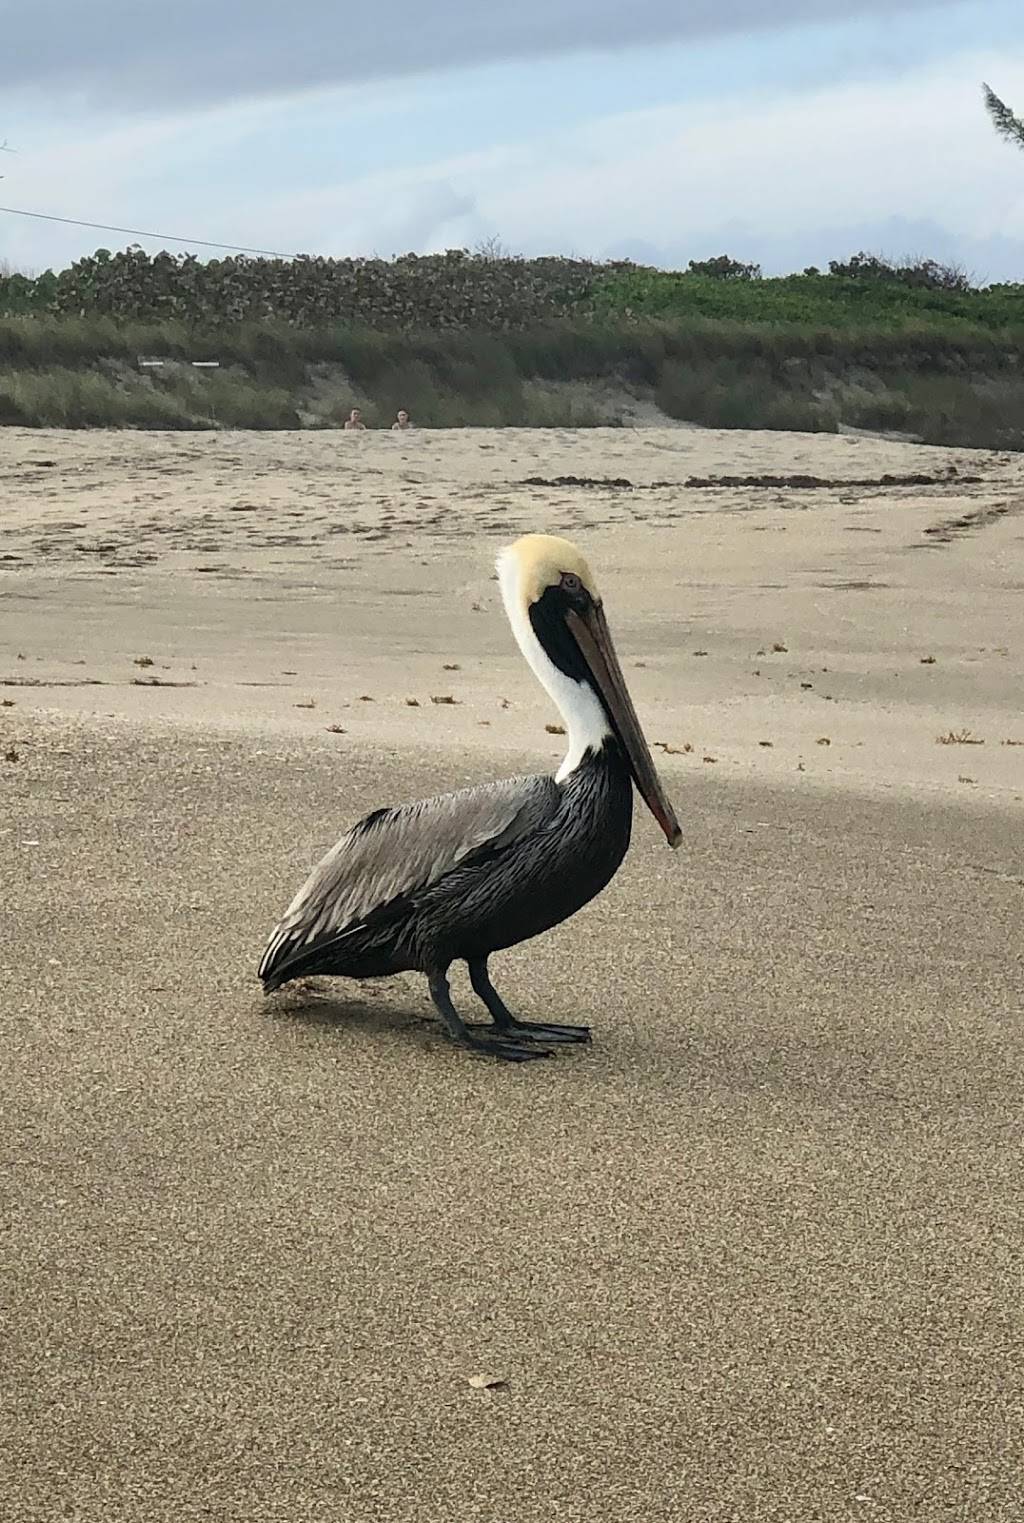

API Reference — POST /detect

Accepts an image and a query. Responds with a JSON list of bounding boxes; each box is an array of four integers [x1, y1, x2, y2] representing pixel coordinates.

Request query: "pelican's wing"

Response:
[[258, 773, 560, 985]]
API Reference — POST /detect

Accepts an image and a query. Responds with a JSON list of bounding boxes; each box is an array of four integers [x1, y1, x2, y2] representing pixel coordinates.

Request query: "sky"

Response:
[[3, 0, 1024, 281]]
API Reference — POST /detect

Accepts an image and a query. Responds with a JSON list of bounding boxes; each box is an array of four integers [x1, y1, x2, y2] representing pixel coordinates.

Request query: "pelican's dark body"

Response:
[[260, 739, 633, 993], [259, 532, 681, 1060]]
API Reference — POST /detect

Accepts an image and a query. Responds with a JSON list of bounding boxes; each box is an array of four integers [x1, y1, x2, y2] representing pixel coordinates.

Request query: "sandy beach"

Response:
[[2, 424, 1023, 1520]]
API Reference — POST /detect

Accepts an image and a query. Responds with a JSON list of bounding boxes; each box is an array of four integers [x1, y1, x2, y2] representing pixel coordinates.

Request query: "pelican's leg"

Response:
[[427, 969, 551, 1063], [467, 958, 592, 1045]]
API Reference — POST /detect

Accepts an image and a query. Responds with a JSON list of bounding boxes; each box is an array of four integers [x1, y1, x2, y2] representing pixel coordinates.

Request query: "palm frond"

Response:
[[983, 83, 1024, 148]]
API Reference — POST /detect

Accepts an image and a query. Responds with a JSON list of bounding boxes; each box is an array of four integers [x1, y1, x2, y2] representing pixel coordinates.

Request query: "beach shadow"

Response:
[[264, 978, 613, 1064], [261, 978, 965, 1107], [266, 979, 443, 1050]]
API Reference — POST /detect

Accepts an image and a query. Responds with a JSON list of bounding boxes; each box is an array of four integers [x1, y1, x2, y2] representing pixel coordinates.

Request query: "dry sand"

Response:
[[2, 425, 1023, 1520]]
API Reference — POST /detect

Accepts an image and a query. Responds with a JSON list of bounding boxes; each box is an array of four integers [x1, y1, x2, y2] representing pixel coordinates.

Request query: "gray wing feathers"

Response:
[[258, 774, 559, 979]]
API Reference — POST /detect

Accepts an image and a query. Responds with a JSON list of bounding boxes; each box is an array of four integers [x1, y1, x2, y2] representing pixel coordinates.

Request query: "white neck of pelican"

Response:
[[497, 551, 612, 783]]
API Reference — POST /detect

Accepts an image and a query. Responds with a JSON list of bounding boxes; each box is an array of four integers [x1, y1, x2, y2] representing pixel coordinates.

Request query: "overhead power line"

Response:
[[0, 203, 293, 257]]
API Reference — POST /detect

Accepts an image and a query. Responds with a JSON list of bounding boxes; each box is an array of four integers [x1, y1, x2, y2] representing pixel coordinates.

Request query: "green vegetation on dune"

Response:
[[4, 246, 1022, 333], [0, 362, 301, 430], [1, 247, 1023, 445], [592, 268, 1024, 332], [3, 247, 602, 329]]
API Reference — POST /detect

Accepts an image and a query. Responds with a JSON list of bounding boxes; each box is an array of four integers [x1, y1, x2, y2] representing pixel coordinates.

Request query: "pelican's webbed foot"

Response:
[[428, 970, 551, 1063], [467, 959, 592, 1045]]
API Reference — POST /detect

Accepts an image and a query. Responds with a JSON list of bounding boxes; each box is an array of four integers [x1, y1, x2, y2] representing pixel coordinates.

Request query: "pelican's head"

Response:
[[499, 533, 599, 607], [496, 534, 681, 848]]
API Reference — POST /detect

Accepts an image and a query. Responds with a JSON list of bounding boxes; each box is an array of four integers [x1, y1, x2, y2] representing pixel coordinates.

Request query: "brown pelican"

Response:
[[258, 533, 681, 1061]]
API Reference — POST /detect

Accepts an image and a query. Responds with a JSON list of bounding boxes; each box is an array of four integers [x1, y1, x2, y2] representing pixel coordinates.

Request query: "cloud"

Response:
[[229, 51, 1022, 276], [603, 222, 1024, 285], [447, 54, 1024, 279], [5, 47, 1024, 281], [294, 180, 481, 259], [5, 0, 964, 111]]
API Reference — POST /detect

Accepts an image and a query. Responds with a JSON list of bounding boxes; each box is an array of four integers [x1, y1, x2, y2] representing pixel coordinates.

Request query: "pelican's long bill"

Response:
[[567, 602, 682, 848]]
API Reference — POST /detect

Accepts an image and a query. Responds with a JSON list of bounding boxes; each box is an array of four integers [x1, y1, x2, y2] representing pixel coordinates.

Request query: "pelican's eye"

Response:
[[558, 570, 591, 611]]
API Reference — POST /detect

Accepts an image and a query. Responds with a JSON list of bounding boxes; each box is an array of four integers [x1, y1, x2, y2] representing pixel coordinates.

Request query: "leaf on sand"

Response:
[[467, 1373, 509, 1392], [545, 723, 565, 734], [325, 724, 347, 734], [132, 678, 198, 687], [133, 655, 154, 668], [431, 695, 459, 705], [405, 698, 421, 706], [937, 729, 983, 746]]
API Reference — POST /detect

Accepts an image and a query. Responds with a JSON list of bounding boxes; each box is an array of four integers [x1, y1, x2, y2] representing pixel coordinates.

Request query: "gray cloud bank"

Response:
[[6, 0, 960, 110]]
